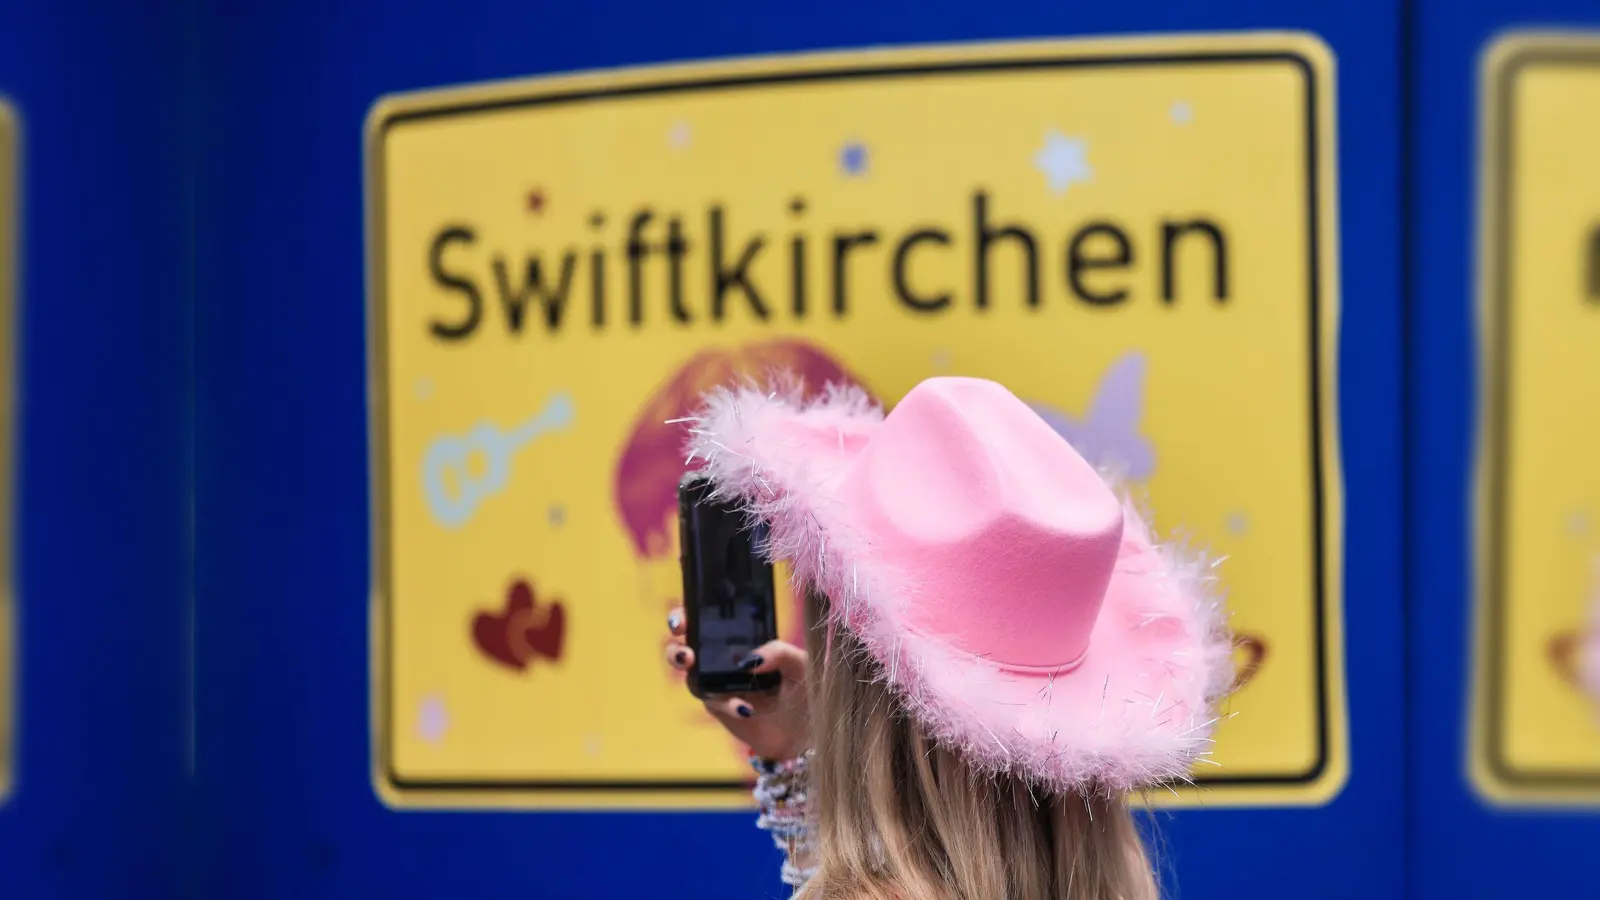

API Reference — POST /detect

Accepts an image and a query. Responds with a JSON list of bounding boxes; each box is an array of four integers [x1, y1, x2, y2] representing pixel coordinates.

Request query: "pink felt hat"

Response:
[[685, 375, 1234, 793]]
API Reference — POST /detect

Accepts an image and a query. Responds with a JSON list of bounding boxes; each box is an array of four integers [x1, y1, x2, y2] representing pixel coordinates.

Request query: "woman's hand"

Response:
[[664, 607, 810, 761]]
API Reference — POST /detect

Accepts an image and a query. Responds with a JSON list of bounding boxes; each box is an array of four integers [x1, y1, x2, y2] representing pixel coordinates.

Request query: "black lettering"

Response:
[[1161, 219, 1229, 304], [974, 192, 1039, 309], [427, 226, 482, 341], [589, 247, 605, 329], [892, 228, 953, 312], [492, 252, 576, 333], [666, 217, 692, 323], [790, 197, 807, 318], [589, 211, 605, 328], [791, 235, 807, 318], [626, 210, 654, 326], [709, 206, 770, 322], [1066, 222, 1134, 306], [832, 231, 879, 317]]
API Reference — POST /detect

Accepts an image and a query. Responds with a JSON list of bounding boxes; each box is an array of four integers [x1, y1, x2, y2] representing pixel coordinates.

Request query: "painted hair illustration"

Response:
[[614, 338, 875, 638]]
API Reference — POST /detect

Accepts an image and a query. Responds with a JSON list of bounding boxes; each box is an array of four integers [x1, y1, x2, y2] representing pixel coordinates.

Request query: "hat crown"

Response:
[[842, 377, 1123, 670]]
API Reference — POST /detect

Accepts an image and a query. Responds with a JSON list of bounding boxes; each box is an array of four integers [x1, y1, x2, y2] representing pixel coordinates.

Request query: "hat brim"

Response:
[[686, 382, 1234, 794]]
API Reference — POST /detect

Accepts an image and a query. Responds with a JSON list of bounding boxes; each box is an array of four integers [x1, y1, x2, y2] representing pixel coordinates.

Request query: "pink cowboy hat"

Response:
[[685, 375, 1234, 793]]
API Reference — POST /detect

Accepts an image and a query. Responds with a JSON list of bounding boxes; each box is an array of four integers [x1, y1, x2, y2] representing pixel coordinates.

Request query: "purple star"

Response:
[[417, 695, 448, 744], [840, 141, 868, 176], [1028, 352, 1155, 481]]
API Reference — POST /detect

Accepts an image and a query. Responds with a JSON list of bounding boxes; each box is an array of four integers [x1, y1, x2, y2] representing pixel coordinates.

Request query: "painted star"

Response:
[[1170, 101, 1194, 125], [1226, 512, 1250, 536], [526, 188, 546, 215], [417, 694, 449, 745], [840, 141, 868, 177], [1034, 131, 1092, 195]]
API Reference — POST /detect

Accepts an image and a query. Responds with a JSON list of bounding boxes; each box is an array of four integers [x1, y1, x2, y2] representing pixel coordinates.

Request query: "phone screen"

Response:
[[678, 476, 779, 692]]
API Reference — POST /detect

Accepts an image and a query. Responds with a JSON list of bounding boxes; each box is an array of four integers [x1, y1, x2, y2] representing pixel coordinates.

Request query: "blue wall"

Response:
[[0, 0, 1594, 897], [194, 2, 1402, 899], [0, 2, 188, 898], [1408, 1, 1600, 896]]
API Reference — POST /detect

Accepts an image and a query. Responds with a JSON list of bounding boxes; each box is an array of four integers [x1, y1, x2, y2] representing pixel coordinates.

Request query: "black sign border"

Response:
[[1483, 45, 1600, 790], [369, 48, 1332, 795]]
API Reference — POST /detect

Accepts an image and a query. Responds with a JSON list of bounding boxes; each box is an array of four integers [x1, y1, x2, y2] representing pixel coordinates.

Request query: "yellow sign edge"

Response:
[[1469, 30, 1600, 807], [1154, 30, 1347, 811], [0, 97, 17, 806], [364, 31, 1348, 811]]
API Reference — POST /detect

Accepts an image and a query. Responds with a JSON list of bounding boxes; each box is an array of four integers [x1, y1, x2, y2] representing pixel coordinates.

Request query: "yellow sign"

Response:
[[0, 99, 15, 803], [367, 33, 1346, 809], [1472, 32, 1600, 805]]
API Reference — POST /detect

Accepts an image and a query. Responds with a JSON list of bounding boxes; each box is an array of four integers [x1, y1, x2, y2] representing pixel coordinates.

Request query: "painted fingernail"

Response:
[[738, 654, 764, 671], [736, 704, 754, 719], [667, 612, 683, 630], [674, 651, 687, 666]]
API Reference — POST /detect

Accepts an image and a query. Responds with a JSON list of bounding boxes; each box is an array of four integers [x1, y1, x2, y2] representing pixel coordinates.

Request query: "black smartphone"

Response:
[[677, 473, 781, 698]]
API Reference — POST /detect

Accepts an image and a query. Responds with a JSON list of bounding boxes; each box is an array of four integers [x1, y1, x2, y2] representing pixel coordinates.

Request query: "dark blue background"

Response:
[[194, 2, 1402, 898], [1408, 1, 1600, 896], [43, 0, 1600, 897], [0, 1, 189, 898]]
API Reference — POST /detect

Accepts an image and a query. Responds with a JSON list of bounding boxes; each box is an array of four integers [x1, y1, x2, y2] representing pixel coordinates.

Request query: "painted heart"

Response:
[[470, 579, 568, 673], [521, 589, 566, 663], [471, 580, 534, 672], [1231, 632, 1268, 690]]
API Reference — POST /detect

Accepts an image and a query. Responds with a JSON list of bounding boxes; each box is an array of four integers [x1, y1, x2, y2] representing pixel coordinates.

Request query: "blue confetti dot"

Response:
[[840, 142, 868, 176]]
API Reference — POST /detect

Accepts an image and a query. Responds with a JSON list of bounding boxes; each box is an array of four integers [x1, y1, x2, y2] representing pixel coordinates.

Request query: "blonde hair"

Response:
[[799, 594, 1160, 900]]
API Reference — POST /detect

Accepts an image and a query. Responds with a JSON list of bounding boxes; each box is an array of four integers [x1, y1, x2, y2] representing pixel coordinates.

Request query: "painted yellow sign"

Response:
[[0, 99, 15, 803], [1472, 33, 1600, 805], [367, 33, 1346, 809]]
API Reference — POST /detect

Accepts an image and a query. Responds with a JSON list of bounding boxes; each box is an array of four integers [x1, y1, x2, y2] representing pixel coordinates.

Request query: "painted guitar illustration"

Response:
[[422, 392, 576, 529]]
